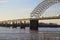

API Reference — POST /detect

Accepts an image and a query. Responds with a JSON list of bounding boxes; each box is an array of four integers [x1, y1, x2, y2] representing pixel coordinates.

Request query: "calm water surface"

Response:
[[0, 27, 60, 40]]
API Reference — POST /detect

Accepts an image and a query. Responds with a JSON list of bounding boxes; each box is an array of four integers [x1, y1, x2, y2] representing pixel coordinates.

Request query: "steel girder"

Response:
[[31, 0, 60, 18]]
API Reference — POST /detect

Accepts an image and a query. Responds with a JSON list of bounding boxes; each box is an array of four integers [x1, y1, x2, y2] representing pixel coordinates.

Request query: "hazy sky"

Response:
[[0, 0, 60, 21]]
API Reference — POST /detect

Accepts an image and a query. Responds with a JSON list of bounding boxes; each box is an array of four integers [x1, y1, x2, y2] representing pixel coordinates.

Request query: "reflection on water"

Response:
[[0, 27, 60, 40]]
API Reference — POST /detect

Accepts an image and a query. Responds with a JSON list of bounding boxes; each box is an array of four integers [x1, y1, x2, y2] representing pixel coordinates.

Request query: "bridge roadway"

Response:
[[0, 16, 60, 28], [0, 16, 60, 23]]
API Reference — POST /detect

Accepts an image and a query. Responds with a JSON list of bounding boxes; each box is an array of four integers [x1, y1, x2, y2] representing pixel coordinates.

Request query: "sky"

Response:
[[0, 0, 60, 21]]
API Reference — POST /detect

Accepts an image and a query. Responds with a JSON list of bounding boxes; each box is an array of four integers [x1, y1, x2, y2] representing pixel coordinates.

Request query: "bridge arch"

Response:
[[31, 0, 60, 18]]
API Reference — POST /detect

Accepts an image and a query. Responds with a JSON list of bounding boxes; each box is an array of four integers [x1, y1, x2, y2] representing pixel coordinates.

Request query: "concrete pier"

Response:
[[30, 19, 38, 30], [20, 23, 25, 29]]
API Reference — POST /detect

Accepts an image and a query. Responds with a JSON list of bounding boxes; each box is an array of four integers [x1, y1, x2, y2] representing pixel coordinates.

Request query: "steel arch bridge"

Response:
[[31, 0, 60, 18]]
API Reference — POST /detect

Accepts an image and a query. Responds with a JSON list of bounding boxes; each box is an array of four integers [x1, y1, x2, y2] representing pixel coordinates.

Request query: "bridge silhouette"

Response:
[[0, 0, 60, 30], [30, 0, 60, 30], [0, 16, 60, 29]]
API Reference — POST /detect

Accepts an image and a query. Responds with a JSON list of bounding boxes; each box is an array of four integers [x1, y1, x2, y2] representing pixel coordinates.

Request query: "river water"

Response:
[[0, 27, 60, 40]]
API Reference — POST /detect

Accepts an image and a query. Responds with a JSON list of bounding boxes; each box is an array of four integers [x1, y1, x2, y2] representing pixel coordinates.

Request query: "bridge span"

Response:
[[0, 16, 60, 24], [0, 16, 60, 29], [0, 0, 60, 30], [30, 0, 60, 30]]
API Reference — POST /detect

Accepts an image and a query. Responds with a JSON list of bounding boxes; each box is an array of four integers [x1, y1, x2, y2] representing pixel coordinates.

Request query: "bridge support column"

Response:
[[20, 23, 25, 29], [30, 19, 38, 30]]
